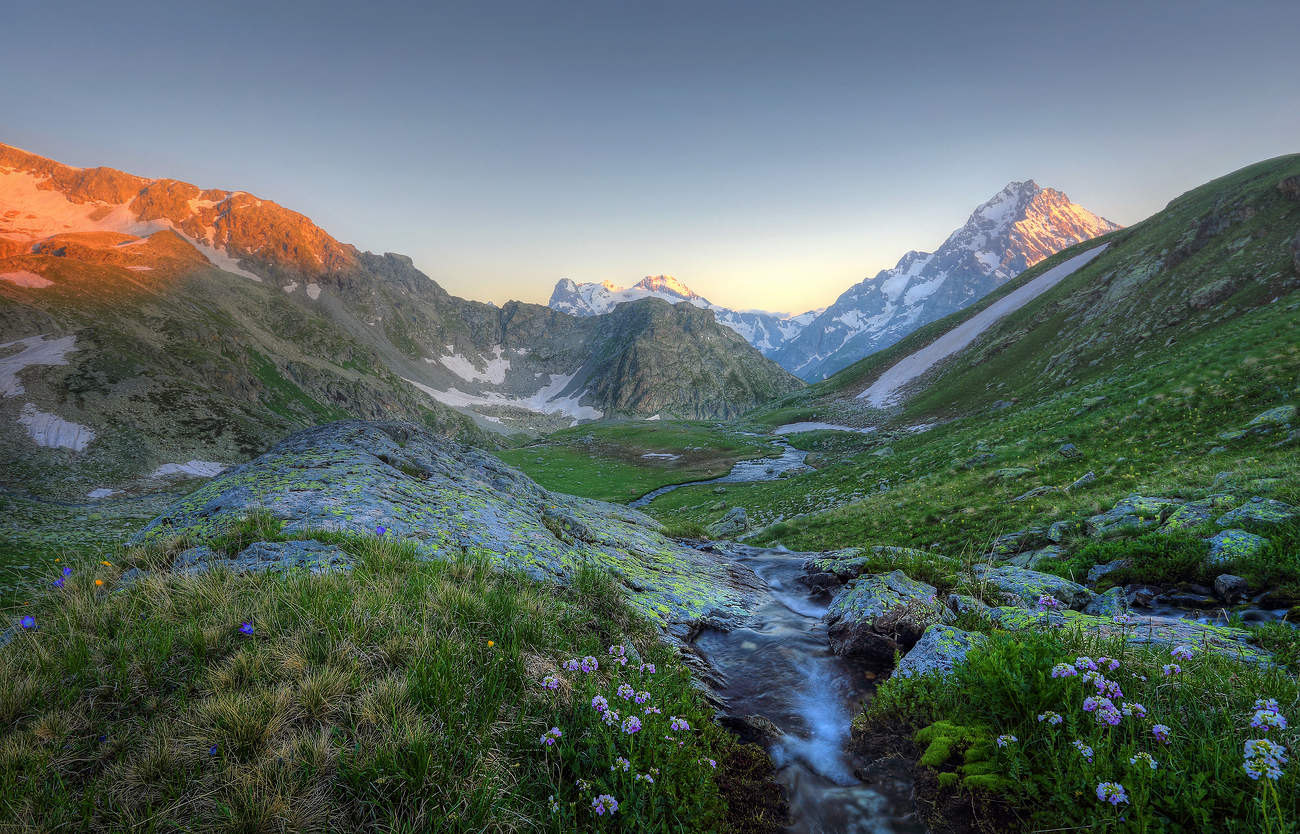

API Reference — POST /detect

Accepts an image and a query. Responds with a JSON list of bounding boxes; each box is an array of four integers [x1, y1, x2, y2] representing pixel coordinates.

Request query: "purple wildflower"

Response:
[[1083, 696, 1102, 713], [1075, 656, 1099, 672], [1170, 645, 1194, 661], [638, 663, 656, 674], [1255, 698, 1280, 712], [1037, 594, 1062, 610], [1121, 702, 1147, 718], [622, 715, 642, 734], [1152, 724, 1172, 744], [1097, 656, 1121, 672], [1162, 664, 1181, 677], [644, 706, 662, 715], [1072, 739, 1094, 762], [617, 683, 635, 700], [1037, 711, 1063, 725], [611, 756, 631, 772], [669, 716, 691, 732], [591, 794, 618, 816], [541, 675, 560, 691], [591, 695, 609, 713], [1251, 709, 1288, 733], [1096, 782, 1129, 805], [540, 727, 562, 746], [580, 656, 599, 673], [996, 734, 1017, 748], [1051, 663, 1078, 678], [564, 658, 582, 672], [635, 690, 650, 704]]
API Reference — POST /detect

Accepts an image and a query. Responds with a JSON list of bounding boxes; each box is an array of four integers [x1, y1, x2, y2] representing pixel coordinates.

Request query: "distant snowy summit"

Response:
[[770, 181, 1120, 380], [549, 274, 820, 354]]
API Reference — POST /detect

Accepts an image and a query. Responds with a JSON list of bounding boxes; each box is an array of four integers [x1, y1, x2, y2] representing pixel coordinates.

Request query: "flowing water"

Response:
[[629, 439, 809, 507], [691, 545, 922, 834]]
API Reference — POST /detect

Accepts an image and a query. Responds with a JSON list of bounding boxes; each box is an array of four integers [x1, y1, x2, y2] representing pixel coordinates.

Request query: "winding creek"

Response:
[[692, 544, 922, 834], [629, 437, 810, 507]]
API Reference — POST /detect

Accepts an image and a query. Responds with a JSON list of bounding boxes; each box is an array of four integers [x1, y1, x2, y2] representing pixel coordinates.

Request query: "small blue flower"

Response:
[[208, 744, 218, 756], [376, 525, 387, 536], [239, 622, 254, 636], [52, 578, 65, 588], [62, 566, 73, 577], [19, 615, 35, 630]]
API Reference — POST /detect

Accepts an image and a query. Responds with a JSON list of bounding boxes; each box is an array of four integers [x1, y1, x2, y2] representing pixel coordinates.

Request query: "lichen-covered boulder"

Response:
[[973, 564, 1093, 610], [1046, 519, 1083, 543], [132, 421, 761, 635], [1085, 494, 1183, 537], [1161, 494, 1238, 531], [947, 593, 991, 617], [893, 625, 987, 679], [802, 546, 953, 583], [1216, 498, 1299, 533], [1009, 545, 1067, 570], [1087, 558, 1131, 585], [824, 570, 952, 661], [174, 540, 353, 575], [1204, 528, 1269, 567]]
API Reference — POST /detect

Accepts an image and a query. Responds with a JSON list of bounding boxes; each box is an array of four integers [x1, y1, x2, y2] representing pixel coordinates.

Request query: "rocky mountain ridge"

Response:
[[0, 143, 801, 497]]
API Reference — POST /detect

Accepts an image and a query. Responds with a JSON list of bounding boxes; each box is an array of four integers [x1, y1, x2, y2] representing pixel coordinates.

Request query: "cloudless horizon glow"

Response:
[[3, 0, 1298, 313]]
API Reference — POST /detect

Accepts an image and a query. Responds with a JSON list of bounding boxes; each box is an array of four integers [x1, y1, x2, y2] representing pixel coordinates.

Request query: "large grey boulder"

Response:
[[892, 625, 986, 679], [132, 421, 761, 636], [1216, 498, 1299, 533], [973, 564, 1094, 609], [824, 570, 952, 661], [173, 540, 353, 575]]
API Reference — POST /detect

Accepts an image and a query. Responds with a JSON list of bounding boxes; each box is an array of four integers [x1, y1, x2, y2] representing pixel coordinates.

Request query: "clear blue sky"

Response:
[[4, 0, 1298, 312]]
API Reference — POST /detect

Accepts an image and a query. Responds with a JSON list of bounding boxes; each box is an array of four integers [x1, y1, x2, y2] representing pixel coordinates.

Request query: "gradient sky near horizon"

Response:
[[4, 1, 1298, 312]]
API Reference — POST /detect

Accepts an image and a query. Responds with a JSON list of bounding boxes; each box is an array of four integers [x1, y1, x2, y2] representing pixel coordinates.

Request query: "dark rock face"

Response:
[[1278, 175, 1300, 202], [131, 420, 763, 637], [892, 625, 986, 680]]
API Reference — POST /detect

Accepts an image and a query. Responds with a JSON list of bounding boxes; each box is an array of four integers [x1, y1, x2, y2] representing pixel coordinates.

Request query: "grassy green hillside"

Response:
[[495, 421, 773, 504]]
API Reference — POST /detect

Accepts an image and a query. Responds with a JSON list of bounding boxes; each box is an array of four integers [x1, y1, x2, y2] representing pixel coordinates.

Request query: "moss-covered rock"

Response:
[[824, 569, 952, 660], [893, 625, 987, 680], [1204, 528, 1270, 567], [131, 420, 762, 637], [1215, 498, 1299, 533]]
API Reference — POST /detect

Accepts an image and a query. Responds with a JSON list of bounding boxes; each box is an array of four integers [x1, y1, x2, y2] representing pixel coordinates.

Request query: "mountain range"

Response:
[[549, 274, 822, 353], [550, 183, 1119, 380], [0, 143, 801, 497]]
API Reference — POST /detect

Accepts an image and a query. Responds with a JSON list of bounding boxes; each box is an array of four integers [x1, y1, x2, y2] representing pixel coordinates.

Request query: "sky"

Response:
[[3, 0, 1298, 313]]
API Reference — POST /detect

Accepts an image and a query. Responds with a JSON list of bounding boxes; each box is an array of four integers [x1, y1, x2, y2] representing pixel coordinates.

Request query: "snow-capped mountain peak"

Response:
[[771, 180, 1120, 380], [547, 275, 818, 355]]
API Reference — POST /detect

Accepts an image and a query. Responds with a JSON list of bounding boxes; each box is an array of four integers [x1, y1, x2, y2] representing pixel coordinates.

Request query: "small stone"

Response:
[[1067, 471, 1096, 491], [1213, 574, 1249, 603], [1057, 443, 1083, 459], [1046, 519, 1082, 543], [1012, 485, 1059, 502], [707, 506, 749, 538], [1246, 405, 1296, 432], [870, 446, 895, 458]]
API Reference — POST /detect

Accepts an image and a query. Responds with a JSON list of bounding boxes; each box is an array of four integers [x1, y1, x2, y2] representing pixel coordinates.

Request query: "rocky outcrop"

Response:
[[173, 540, 353, 575], [1216, 498, 1299, 533], [986, 608, 1266, 663], [823, 570, 952, 661], [1204, 529, 1269, 567], [131, 421, 762, 637]]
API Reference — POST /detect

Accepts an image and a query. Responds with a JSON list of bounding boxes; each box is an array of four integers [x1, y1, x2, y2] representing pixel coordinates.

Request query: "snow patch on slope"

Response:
[[0, 270, 53, 288], [403, 372, 603, 421], [150, 460, 228, 479], [17, 403, 94, 451], [0, 334, 77, 397], [858, 245, 1108, 407]]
